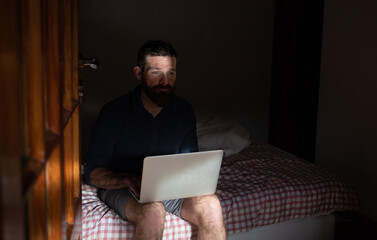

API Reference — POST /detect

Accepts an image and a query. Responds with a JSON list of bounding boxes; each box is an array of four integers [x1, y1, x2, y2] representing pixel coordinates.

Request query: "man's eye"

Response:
[[152, 71, 159, 74]]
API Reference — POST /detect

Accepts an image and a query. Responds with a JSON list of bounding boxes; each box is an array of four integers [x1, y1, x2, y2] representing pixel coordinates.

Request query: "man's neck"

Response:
[[140, 90, 162, 117]]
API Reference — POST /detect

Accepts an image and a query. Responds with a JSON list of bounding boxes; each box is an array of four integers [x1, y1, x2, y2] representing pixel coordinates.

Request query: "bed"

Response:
[[82, 116, 359, 239]]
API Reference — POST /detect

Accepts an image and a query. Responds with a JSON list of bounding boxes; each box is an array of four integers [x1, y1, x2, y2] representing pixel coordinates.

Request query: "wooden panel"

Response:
[[0, 1, 25, 239], [62, 0, 73, 111], [44, 0, 61, 134], [27, 172, 47, 240], [22, 158, 45, 196], [64, 117, 74, 224], [44, 131, 60, 164], [73, 106, 81, 200], [46, 146, 63, 240], [72, 0, 79, 101], [23, 0, 45, 162]]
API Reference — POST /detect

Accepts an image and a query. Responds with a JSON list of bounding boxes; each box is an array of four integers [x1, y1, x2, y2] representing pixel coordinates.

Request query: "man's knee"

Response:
[[126, 200, 166, 225], [193, 194, 221, 211], [201, 195, 222, 217], [138, 202, 166, 224], [182, 194, 223, 225]]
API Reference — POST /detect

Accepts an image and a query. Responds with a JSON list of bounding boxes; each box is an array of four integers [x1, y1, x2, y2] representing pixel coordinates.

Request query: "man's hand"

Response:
[[125, 174, 141, 198], [90, 167, 141, 193]]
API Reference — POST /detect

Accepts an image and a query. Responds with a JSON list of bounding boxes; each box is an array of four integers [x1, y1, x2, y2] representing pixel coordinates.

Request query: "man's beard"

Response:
[[141, 80, 175, 107]]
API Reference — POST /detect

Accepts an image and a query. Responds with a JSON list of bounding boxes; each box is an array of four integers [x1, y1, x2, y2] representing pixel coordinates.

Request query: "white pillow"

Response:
[[196, 116, 251, 156]]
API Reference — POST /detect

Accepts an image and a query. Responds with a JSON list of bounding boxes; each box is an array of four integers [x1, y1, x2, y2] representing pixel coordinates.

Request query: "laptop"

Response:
[[131, 150, 224, 203]]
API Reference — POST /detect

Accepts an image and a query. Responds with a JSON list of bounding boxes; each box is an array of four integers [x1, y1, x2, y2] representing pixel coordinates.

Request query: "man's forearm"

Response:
[[89, 167, 130, 190]]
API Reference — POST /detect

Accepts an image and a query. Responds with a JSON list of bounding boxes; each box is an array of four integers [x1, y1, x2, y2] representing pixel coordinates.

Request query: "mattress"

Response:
[[82, 138, 359, 239]]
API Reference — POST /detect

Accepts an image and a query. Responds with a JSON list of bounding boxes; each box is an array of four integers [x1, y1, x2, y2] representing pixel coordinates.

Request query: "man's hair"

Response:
[[137, 40, 177, 71]]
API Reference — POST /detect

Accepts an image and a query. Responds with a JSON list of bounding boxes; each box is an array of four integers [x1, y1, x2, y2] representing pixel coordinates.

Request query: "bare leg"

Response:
[[124, 198, 166, 240], [180, 194, 226, 240]]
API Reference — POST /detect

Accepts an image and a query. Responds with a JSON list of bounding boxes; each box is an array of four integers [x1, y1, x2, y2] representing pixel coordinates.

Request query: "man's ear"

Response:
[[134, 66, 142, 81]]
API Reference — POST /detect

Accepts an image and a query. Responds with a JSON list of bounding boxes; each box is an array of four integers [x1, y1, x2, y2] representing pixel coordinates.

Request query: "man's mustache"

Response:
[[152, 85, 174, 91]]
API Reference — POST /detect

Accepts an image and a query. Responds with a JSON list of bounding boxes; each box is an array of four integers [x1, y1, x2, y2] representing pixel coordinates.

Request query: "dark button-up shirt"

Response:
[[84, 85, 198, 184]]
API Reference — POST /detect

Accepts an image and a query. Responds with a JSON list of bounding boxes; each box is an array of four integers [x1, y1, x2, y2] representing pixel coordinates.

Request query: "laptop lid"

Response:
[[133, 150, 223, 203]]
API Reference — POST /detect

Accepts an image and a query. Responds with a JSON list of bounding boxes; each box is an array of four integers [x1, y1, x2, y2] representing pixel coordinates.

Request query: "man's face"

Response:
[[138, 55, 177, 107]]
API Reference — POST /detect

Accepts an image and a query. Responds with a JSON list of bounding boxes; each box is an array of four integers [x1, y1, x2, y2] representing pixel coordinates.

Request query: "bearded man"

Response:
[[84, 40, 226, 240]]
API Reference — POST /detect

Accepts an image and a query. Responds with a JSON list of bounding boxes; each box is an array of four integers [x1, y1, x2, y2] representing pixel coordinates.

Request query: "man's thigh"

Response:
[[98, 188, 132, 220]]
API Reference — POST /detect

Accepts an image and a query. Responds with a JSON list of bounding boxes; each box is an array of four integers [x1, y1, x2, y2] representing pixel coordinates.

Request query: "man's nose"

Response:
[[159, 74, 168, 85]]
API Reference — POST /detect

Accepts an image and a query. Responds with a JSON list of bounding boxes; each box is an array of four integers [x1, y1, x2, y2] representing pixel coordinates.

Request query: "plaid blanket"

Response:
[[82, 139, 359, 239]]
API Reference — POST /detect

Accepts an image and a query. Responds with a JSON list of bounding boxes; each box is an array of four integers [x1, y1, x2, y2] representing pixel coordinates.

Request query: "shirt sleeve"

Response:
[[84, 103, 122, 184]]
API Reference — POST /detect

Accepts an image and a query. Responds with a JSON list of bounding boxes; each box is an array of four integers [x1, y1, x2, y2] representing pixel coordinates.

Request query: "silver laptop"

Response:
[[131, 150, 224, 203]]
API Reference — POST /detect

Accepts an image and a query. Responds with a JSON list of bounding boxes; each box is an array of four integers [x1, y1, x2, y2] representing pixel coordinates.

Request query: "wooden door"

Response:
[[0, 0, 81, 239]]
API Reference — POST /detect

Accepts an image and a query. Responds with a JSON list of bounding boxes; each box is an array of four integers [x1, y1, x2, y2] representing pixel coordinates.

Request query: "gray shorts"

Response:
[[98, 188, 184, 221]]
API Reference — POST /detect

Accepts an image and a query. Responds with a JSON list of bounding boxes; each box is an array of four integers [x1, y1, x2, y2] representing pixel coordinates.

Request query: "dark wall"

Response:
[[79, 0, 275, 157], [316, 0, 377, 221]]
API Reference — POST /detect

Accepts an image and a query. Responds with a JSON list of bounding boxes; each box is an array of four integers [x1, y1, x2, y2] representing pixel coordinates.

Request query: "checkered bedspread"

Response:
[[82, 139, 359, 239]]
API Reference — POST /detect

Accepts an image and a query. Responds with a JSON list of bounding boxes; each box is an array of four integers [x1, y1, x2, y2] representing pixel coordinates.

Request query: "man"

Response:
[[84, 40, 226, 239]]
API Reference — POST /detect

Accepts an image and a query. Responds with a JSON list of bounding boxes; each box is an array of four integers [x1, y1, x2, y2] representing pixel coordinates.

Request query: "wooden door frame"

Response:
[[0, 0, 81, 239]]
